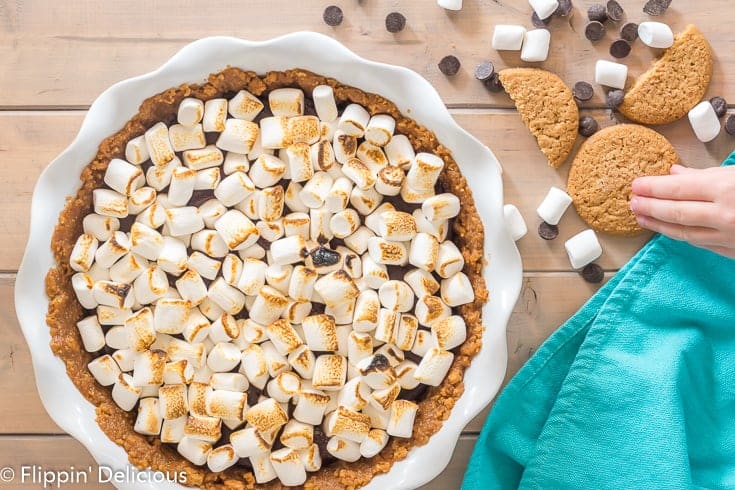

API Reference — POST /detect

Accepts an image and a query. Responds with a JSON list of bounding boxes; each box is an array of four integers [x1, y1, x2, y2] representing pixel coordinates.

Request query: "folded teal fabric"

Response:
[[463, 153, 735, 490]]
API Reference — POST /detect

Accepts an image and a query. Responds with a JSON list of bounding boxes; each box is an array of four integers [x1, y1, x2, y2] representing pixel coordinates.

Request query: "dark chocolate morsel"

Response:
[[438, 55, 461, 76], [606, 0, 624, 22], [587, 4, 607, 22], [484, 73, 504, 92], [573, 81, 594, 101], [385, 12, 406, 33], [311, 246, 341, 267], [643, 0, 671, 16], [710, 96, 728, 118], [725, 115, 735, 136], [620, 22, 639, 42], [581, 263, 605, 283], [531, 11, 551, 28], [474, 61, 495, 81], [323, 5, 343, 26], [606, 89, 625, 109], [585, 21, 606, 42], [538, 222, 559, 240], [610, 39, 632, 58], [554, 0, 574, 17], [578, 116, 600, 137]]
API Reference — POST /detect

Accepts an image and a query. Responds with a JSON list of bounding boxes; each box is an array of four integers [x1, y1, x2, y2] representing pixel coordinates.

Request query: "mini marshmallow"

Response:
[[227, 89, 264, 121], [136, 203, 166, 229], [183, 145, 224, 172], [326, 406, 371, 443], [299, 171, 334, 208], [156, 237, 188, 277], [206, 444, 238, 473], [251, 452, 278, 484], [267, 371, 302, 403], [330, 209, 360, 238], [374, 308, 401, 344], [689, 101, 721, 143], [105, 158, 144, 197], [235, 190, 261, 220], [356, 142, 388, 176], [187, 381, 212, 416], [350, 186, 383, 215], [71, 273, 97, 309], [288, 116, 321, 146], [176, 436, 213, 466], [503, 204, 528, 241], [357, 354, 397, 390], [314, 270, 360, 307], [182, 308, 210, 344], [235, 258, 266, 296], [400, 182, 435, 204], [214, 209, 259, 251], [374, 165, 405, 197], [339, 104, 371, 137], [309, 207, 334, 243], [595, 60, 628, 90], [177, 97, 204, 127], [104, 325, 131, 350], [240, 344, 269, 390], [167, 339, 206, 371], [413, 208, 448, 241], [249, 155, 286, 190], [347, 331, 374, 365], [333, 130, 358, 165], [165, 167, 195, 207], [75, 316, 105, 352], [367, 237, 408, 266], [246, 397, 289, 433], [96, 305, 132, 326], [249, 285, 289, 325], [365, 202, 395, 235], [208, 277, 246, 314], [529, 0, 559, 19], [537, 186, 573, 225], [344, 226, 374, 256], [169, 123, 206, 152], [258, 185, 285, 222], [387, 399, 418, 438], [378, 281, 415, 313], [377, 211, 416, 242], [216, 119, 259, 154], [436, 241, 465, 279], [201, 98, 227, 132], [384, 134, 415, 170], [93, 232, 129, 269], [492, 25, 526, 51], [128, 187, 157, 215], [270, 447, 307, 486], [338, 377, 372, 411], [270, 235, 307, 266], [370, 382, 401, 411], [409, 233, 439, 272], [231, 426, 272, 459], [310, 139, 335, 172], [393, 314, 418, 351], [187, 251, 221, 281], [93, 280, 134, 310], [521, 28, 551, 62], [321, 120, 338, 144], [158, 384, 189, 420], [404, 268, 440, 299], [206, 342, 242, 373], [291, 389, 329, 426], [289, 265, 318, 301], [93, 188, 128, 218], [283, 183, 308, 214], [125, 135, 149, 165], [440, 272, 475, 307], [163, 359, 195, 385], [343, 158, 376, 190], [286, 345, 315, 380], [638, 21, 675, 48], [88, 355, 121, 386], [205, 389, 247, 420], [299, 443, 322, 472], [286, 142, 315, 182], [165, 206, 204, 237], [145, 122, 176, 167], [365, 114, 395, 147], [129, 222, 163, 261], [184, 413, 222, 443], [112, 373, 141, 411], [256, 219, 285, 243], [406, 153, 444, 191], [564, 229, 603, 269], [362, 403, 389, 431], [209, 313, 240, 343], [301, 314, 338, 352], [223, 152, 249, 177], [132, 264, 168, 304], [360, 428, 389, 458], [432, 315, 467, 350], [282, 299, 311, 325], [415, 347, 454, 387], [265, 319, 304, 356], [361, 254, 389, 289], [313, 85, 339, 122], [327, 436, 361, 462], [269, 88, 304, 117], [83, 214, 120, 242], [415, 295, 451, 327], [193, 168, 220, 191], [312, 354, 347, 391], [212, 171, 254, 207], [145, 156, 181, 192], [260, 116, 291, 150], [154, 298, 190, 335], [109, 253, 147, 284], [422, 193, 460, 221], [160, 416, 187, 444], [134, 397, 163, 436]]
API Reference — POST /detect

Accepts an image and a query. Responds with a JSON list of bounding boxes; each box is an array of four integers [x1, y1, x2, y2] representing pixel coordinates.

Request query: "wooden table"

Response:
[[1, 1, 732, 488]]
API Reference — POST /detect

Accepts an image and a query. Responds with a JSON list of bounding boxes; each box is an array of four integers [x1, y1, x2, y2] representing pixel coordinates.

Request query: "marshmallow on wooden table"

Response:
[[386, 399, 418, 438], [537, 186, 573, 225], [595, 60, 628, 90], [327, 436, 361, 462], [216, 119, 259, 154], [169, 123, 206, 152], [177, 97, 204, 127], [503, 204, 528, 241], [125, 135, 149, 165], [312, 85, 338, 122], [521, 28, 551, 62], [493, 25, 526, 50], [338, 104, 371, 137], [638, 21, 674, 48], [250, 285, 289, 325], [269, 88, 304, 117], [404, 268, 440, 299], [529, 0, 559, 19], [564, 229, 603, 269], [83, 214, 120, 242], [93, 188, 129, 219], [104, 158, 144, 197], [145, 122, 176, 167], [270, 447, 307, 486], [227, 89, 264, 121], [689, 101, 721, 143]]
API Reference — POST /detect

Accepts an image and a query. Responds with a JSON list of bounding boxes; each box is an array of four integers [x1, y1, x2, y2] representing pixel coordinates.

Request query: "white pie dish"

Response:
[[15, 32, 522, 489]]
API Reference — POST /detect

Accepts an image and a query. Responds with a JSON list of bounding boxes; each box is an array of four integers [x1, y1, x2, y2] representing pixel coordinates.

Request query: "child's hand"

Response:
[[630, 165, 735, 258]]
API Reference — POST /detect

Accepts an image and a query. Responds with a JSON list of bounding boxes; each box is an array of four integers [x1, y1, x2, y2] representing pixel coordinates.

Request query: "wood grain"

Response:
[[1, 1, 734, 108], [0, 111, 729, 271]]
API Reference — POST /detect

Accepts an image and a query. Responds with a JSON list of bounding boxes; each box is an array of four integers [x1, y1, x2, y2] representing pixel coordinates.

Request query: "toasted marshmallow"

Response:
[[135, 203, 167, 229], [128, 187, 157, 215], [209, 372, 247, 393], [104, 325, 131, 350], [238, 318, 266, 344], [204, 388, 247, 421], [301, 172, 335, 211], [160, 416, 187, 444], [246, 397, 289, 433], [343, 157, 377, 190], [263, 319, 302, 356], [157, 384, 188, 420], [333, 130, 358, 164], [154, 298, 190, 335], [269, 447, 307, 486], [373, 165, 403, 197], [285, 265, 316, 302], [186, 251, 220, 281], [367, 237, 408, 266], [411, 210, 446, 241], [222, 152, 249, 177], [211, 172, 253, 208], [111, 373, 141, 411], [260, 116, 291, 150], [207, 277, 245, 315], [312, 85, 339, 121], [250, 286, 289, 325], [356, 141, 388, 175], [289, 388, 329, 426], [363, 114, 394, 146], [187, 381, 212, 416], [386, 399, 418, 438], [393, 358, 419, 389], [281, 344, 312, 380], [348, 331, 374, 365], [184, 413, 222, 443], [133, 397, 163, 436], [287, 116, 320, 146], [165, 339, 206, 371], [256, 185, 284, 222], [296, 443, 321, 473], [300, 314, 337, 352], [234, 258, 266, 296], [377, 281, 414, 313], [93, 188, 128, 219], [338, 377, 372, 411], [375, 212, 415, 243], [267, 236, 305, 267], [226, 89, 264, 120], [82, 214, 120, 242], [162, 359, 194, 385], [314, 270, 360, 307], [208, 313, 240, 344], [369, 382, 401, 412], [400, 182, 435, 204], [165, 206, 204, 237], [326, 406, 371, 443], [104, 158, 145, 197], [328, 209, 359, 238], [361, 254, 389, 290], [231, 426, 272, 458], [72, 273, 97, 309], [169, 123, 206, 153], [281, 298, 311, 324], [365, 203, 395, 235], [415, 347, 454, 387], [433, 242, 463, 280], [216, 119, 259, 154], [358, 428, 389, 459], [422, 193, 461, 221], [267, 262, 295, 296], [213, 209, 258, 251], [174, 97, 204, 127], [327, 436, 361, 462], [74, 315, 104, 353], [375, 308, 401, 344], [182, 308, 210, 344], [92, 233, 128, 271], [88, 355, 121, 386], [203, 444, 238, 473], [383, 134, 414, 170], [357, 354, 397, 390], [415, 294, 451, 327], [86, 262, 110, 283], [96, 305, 132, 326], [240, 344, 269, 389], [249, 452, 277, 484], [257, 219, 285, 243], [125, 307, 156, 352], [129, 223, 162, 261], [132, 264, 168, 304], [281, 214, 310, 242], [269, 88, 304, 117], [175, 435, 212, 466], [326, 296, 357, 325], [131, 350, 165, 388], [312, 354, 347, 391], [350, 187, 383, 217], [338, 103, 370, 137], [152, 237, 186, 278], [125, 135, 150, 165], [189, 229, 227, 259], [406, 153, 444, 191], [431, 315, 467, 350], [310, 139, 335, 173], [339, 227, 372, 258], [403, 270, 438, 301], [309, 208, 334, 244], [321, 178, 352, 214], [248, 154, 286, 189], [163, 167, 192, 208], [145, 122, 176, 167], [440, 272, 475, 307], [267, 371, 302, 404], [407, 232, 439, 273]]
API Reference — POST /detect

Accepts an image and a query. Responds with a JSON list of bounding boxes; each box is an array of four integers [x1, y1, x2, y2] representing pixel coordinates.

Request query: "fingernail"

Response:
[[636, 215, 647, 226], [630, 196, 640, 211]]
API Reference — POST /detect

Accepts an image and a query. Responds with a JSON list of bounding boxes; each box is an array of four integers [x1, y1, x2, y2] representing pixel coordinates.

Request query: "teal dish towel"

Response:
[[463, 153, 735, 490]]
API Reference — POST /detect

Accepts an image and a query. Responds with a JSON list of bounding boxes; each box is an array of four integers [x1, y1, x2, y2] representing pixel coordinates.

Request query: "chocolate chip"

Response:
[[643, 0, 671, 16], [573, 81, 594, 101], [323, 5, 343, 26], [606, 0, 624, 22], [585, 21, 606, 42], [581, 263, 604, 283], [726, 115, 735, 136], [538, 222, 559, 240], [484, 73, 504, 92], [474, 61, 495, 81], [554, 0, 574, 17], [606, 89, 625, 108], [610, 39, 632, 58], [385, 12, 406, 33], [620, 22, 639, 42], [710, 96, 728, 118], [587, 4, 607, 22], [311, 246, 340, 267], [438, 55, 461, 76], [579, 116, 599, 137], [531, 11, 551, 28]]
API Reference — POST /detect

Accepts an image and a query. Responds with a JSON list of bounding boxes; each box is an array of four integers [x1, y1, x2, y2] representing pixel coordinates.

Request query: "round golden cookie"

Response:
[[619, 24, 713, 125], [567, 124, 678, 235], [498, 68, 578, 168]]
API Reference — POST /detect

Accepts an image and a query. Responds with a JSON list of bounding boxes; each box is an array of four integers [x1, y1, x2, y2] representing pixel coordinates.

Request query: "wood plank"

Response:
[[0, 111, 729, 271], [0, 434, 474, 489], [0, 0, 733, 107]]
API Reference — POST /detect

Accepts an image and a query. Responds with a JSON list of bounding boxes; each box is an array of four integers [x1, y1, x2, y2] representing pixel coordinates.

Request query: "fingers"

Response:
[[631, 171, 716, 201], [702, 245, 735, 259], [630, 196, 718, 227], [669, 164, 697, 175], [635, 215, 722, 246]]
